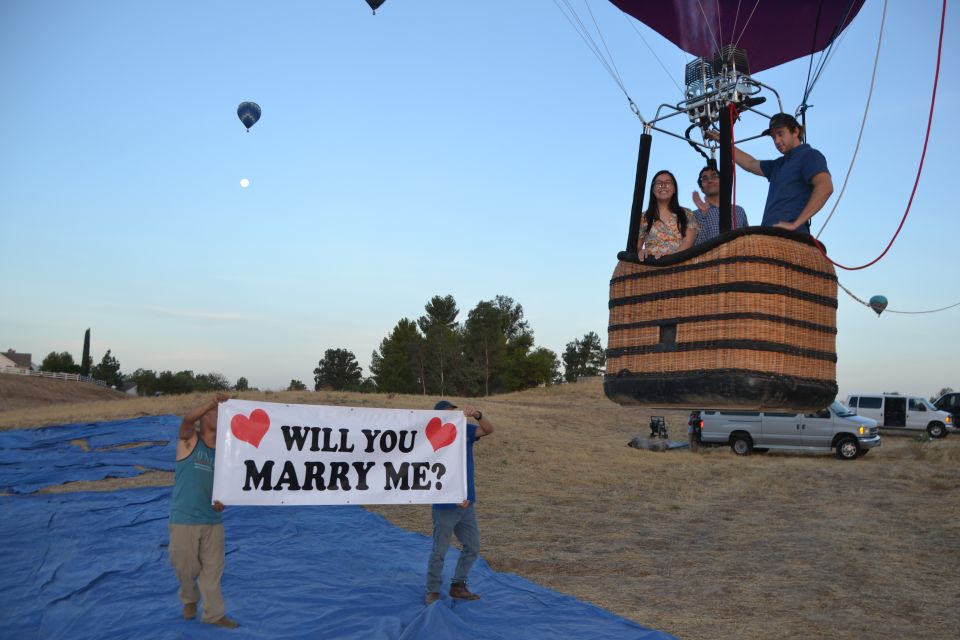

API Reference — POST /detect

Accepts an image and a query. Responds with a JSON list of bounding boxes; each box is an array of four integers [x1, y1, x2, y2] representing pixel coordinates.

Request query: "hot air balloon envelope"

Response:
[[237, 102, 261, 131], [608, 0, 866, 73], [365, 0, 386, 13], [868, 295, 888, 316]]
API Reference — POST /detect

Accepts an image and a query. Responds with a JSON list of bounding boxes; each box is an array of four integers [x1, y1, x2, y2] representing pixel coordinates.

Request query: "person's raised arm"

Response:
[[179, 392, 229, 441], [692, 191, 709, 213], [704, 130, 762, 175], [774, 171, 834, 231], [462, 405, 494, 437]]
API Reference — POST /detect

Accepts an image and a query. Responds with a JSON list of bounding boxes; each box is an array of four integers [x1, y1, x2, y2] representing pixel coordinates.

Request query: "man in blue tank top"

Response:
[[424, 400, 495, 606], [168, 393, 238, 629], [709, 113, 833, 233]]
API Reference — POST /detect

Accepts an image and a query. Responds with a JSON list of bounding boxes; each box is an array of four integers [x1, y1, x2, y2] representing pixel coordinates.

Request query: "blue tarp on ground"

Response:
[[0, 415, 178, 493], [0, 419, 676, 639]]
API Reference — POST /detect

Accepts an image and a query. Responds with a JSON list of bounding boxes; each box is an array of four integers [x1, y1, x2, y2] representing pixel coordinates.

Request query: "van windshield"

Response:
[[831, 400, 856, 417]]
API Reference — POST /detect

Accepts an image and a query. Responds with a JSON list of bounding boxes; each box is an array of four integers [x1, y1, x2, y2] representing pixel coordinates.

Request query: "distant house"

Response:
[[120, 380, 139, 396], [2, 349, 35, 370]]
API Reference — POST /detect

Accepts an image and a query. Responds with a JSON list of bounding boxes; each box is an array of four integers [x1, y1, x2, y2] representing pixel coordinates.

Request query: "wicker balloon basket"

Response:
[[604, 227, 838, 412]]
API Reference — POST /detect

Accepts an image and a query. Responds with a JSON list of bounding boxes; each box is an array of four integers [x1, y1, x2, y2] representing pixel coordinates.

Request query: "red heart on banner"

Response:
[[425, 416, 457, 452], [231, 409, 270, 448]]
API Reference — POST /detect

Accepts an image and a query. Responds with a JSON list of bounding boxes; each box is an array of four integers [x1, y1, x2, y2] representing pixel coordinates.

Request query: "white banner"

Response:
[[212, 400, 467, 506]]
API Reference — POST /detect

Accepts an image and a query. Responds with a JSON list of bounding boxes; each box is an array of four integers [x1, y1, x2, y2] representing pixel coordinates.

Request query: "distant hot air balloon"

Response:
[[365, 0, 386, 14], [237, 102, 261, 132], [868, 295, 888, 317]]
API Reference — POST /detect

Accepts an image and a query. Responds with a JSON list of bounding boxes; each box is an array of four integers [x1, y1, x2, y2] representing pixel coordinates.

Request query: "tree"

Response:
[[40, 351, 79, 374], [314, 348, 363, 391], [931, 387, 954, 402], [562, 331, 606, 382], [127, 368, 158, 396], [418, 295, 461, 396], [80, 328, 91, 376], [91, 350, 123, 388], [493, 295, 530, 342], [157, 370, 197, 395], [194, 372, 231, 392], [288, 379, 307, 391], [235, 377, 249, 391], [462, 301, 508, 396], [370, 319, 426, 394]]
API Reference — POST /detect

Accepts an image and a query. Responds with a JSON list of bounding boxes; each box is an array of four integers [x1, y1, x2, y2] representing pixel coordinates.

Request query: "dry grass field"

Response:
[[2, 374, 958, 639]]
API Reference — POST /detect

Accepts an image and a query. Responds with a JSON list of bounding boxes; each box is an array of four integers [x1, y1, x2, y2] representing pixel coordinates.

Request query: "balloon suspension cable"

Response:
[[801, 0, 862, 113], [838, 281, 960, 315], [813, 0, 945, 271], [620, 11, 684, 97], [629, 98, 648, 126], [731, 1, 763, 55], [815, 0, 888, 239], [555, 0, 635, 109]]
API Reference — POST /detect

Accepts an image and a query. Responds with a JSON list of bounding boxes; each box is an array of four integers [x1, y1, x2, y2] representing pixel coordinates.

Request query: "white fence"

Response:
[[0, 366, 107, 387]]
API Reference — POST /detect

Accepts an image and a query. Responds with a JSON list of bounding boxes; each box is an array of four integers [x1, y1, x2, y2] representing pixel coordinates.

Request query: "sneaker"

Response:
[[424, 592, 441, 605], [206, 616, 239, 629], [182, 603, 197, 619], [449, 582, 480, 600]]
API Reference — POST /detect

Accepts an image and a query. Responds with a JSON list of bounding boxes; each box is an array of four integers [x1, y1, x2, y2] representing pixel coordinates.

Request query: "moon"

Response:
[[240, 178, 250, 188]]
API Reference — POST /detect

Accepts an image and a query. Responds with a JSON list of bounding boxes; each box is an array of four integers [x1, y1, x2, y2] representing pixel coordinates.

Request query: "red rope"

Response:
[[818, 0, 946, 270]]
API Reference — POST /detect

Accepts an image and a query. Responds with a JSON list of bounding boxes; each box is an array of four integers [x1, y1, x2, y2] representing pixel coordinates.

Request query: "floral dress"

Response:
[[637, 209, 699, 258]]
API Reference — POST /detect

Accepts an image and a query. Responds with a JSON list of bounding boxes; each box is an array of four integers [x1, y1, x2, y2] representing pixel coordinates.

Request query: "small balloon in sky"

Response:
[[240, 178, 250, 188], [868, 295, 888, 316], [237, 102, 261, 131]]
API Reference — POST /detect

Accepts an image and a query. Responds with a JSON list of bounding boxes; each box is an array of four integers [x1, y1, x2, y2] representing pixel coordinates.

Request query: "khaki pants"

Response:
[[169, 523, 226, 622]]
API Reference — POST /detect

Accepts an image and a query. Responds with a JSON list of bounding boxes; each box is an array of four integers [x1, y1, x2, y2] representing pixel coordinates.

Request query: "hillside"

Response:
[[0, 374, 128, 412]]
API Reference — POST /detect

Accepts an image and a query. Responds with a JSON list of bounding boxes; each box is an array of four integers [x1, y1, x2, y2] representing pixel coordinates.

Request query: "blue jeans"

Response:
[[426, 504, 480, 593]]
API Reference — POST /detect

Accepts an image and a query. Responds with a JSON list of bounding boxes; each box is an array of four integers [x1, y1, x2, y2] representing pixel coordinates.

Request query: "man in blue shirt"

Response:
[[424, 400, 495, 605], [168, 393, 239, 629], [711, 113, 833, 233], [691, 166, 749, 244]]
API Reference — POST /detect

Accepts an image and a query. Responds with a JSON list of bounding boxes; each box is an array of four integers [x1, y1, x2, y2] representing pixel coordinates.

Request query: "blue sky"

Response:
[[1, 0, 956, 399]]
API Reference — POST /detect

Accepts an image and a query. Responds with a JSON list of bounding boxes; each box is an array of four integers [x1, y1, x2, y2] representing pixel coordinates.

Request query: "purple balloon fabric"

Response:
[[609, 0, 866, 72]]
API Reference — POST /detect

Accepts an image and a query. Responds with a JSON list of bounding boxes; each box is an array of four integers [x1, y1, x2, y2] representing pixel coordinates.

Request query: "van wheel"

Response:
[[927, 422, 946, 438], [836, 436, 859, 460], [730, 434, 753, 456]]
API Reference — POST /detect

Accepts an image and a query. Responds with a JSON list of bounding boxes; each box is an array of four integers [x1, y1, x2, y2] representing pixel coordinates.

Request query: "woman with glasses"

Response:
[[636, 169, 699, 259]]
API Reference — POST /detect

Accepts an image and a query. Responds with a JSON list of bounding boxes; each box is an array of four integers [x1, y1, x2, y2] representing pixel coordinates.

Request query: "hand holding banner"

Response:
[[213, 400, 467, 506]]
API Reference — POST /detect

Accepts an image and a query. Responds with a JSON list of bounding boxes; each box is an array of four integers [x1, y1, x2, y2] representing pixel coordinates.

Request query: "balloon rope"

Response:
[[815, 0, 888, 239], [621, 13, 684, 96], [694, 1, 721, 57], [814, 0, 945, 271], [554, 0, 631, 103], [838, 281, 960, 315], [732, 0, 762, 53]]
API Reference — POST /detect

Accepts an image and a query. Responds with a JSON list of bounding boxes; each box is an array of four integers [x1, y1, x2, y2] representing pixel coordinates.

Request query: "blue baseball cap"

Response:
[[434, 400, 457, 410]]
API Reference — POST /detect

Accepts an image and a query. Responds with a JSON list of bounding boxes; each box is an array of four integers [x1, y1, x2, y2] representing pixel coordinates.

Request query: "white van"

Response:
[[699, 400, 881, 459], [845, 393, 954, 438]]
